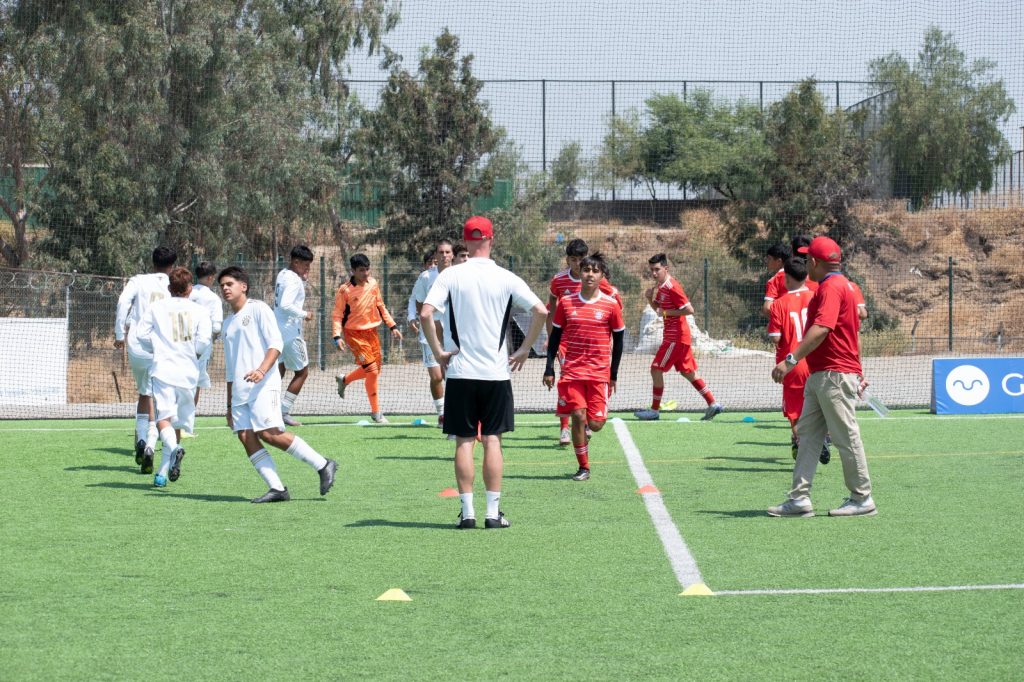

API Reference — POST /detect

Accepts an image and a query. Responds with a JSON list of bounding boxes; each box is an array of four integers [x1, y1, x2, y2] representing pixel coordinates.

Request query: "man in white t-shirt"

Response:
[[406, 250, 436, 336], [412, 239, 454, 426], [219, 266, 337, 503], [421, 216, 547, 529], [114, 246, 177, 472], [136, 267, 212, 487], [274, 245, 315, 426], [188, 261, 224, 410]]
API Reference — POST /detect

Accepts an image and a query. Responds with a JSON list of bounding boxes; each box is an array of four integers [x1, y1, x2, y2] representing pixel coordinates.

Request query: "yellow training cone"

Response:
[[376, 588, 412, 602], [680, 583, 714, 597]]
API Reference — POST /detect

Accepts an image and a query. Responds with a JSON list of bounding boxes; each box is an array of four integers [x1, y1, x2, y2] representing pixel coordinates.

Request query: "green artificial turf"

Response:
[[0, 411, 1021, 680]]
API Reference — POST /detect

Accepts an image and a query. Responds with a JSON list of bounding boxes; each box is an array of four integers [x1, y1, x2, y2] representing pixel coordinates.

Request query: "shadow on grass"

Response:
[[704, 466, 793, 474], [706, 455, 788, 463], [733, 441, 789, 448], [145, 491, 252, 503], [752, 424, 791, 430], [345, 518, 454, 529], [504, 473, 571, 481], [695, 509, 769, 518], [92, 447, 135, 457], [86, 481, 152, 491], [66, 464, 137, 473], [376, 455, 452, 462]]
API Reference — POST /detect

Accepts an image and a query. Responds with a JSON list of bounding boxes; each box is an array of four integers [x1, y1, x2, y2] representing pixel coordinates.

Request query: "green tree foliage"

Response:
[[550, 142, 582, 200], [355, 29, 500, 260], [869, 26, 1016, 208], [8, 0, 397, 275]]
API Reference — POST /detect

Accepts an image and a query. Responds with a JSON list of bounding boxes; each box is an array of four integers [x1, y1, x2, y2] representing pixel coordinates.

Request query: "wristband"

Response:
[[785, 353, 798, 367]]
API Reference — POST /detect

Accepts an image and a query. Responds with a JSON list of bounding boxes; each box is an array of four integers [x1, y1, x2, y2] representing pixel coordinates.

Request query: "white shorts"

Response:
[[127, 343, 154, 396], [231, 387, 284, 433], [151, 377, 196, 432], [280, 336, 309, 372], [197, 345, 213, 389], [420, 340, 439, 369]]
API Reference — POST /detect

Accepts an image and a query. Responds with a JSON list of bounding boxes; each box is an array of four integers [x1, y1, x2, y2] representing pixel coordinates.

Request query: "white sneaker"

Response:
[[559, 427, 571, 446], [828, 496, 877, 517], [767, 498, 814, 517], [282, 414, 302, 427], [371, 412, 389, 424]]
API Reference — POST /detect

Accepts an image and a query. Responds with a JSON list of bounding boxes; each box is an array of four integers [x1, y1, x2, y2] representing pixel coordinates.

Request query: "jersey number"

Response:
[[172, 311, 194, 342], [789, 309, 809, 343]]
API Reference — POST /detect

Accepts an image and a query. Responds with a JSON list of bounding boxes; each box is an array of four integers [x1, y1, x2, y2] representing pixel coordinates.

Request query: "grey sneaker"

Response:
[[571, 467, 591, 481], [335, 375, 346, 399], [168, 447, 185, 482], [252, 487, 290, 503], [371, 413, 389, 424], [701, 403, 724, 421], [318, 459, 337, 496], [634, 409, 660, 421], [282, 414, 302, 427], [828, 496, 877, 517], [559, 427, 571, 446], [767, 498, 814, 517]]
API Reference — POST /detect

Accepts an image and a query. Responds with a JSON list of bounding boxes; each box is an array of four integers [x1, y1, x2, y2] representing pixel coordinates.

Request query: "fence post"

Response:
[[541, 79, 547, 174], [759, 81, 764, 112], [610, 80, 616, 201], [703, 258, 710, 335], [947, 256, 954, 352], [319, 255, 326, 371], [191, 253, 199, 273], [507, 255, 515, 272], [382, 255, 390, 361]]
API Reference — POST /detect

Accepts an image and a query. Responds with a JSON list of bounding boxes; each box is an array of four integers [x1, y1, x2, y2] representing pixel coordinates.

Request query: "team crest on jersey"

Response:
[[594, 311, 605, 320], [242, 315, 251, 326]]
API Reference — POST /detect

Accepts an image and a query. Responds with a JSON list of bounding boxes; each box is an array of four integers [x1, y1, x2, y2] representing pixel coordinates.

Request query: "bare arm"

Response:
[[771, 324, 831, 383]]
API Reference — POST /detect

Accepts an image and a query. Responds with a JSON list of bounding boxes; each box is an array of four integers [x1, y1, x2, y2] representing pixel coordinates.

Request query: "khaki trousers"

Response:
[[789, 370, 872, 502]]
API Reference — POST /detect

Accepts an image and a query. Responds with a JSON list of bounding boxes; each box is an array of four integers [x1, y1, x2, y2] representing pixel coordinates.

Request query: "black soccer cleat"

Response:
[[456, 512, 476, 529], [484, 512, 511, 529], [571, 467, 591, 481], [819, 443, 831, 465], [252, 487, 290, 504], [140, 447, 154, 475], [318, 459, 337, 496], [168, 447, 185, 482], [135, 439, 146, 465]]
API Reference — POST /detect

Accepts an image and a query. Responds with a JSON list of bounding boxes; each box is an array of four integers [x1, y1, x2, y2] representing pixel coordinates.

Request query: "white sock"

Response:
[[146, 421, 159, 450], [285, 436, 327, 471], [135, 414, 149, 443], [158, 426, 178, 477], [459, 492, 474, 520], [282, 391, 298, 415], [433, 398, 444, 415], [486, 490, 501, 519], [249, 449, 285, 491]]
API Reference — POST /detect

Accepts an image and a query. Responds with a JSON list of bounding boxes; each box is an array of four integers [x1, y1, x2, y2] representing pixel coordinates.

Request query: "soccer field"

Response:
[[1, 410, 1022, 679]]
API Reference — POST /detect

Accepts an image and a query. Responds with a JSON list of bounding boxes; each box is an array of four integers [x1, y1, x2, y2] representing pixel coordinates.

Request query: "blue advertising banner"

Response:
[[932, 358, 1024, 414]]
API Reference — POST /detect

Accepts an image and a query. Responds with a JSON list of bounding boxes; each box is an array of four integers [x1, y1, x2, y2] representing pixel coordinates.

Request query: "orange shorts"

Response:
[[556, 378, 609, 423], [651, 340, 697, 374], [344, 328, 382, 367]]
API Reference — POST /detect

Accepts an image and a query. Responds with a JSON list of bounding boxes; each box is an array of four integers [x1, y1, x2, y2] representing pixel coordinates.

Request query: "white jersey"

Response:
[[115, 272, 170, 344], [411, 267, 443, 343], [274, 269, 306, 341], [189, 283, 224, 336], [223, 299, 283, 405], [135, 297, 212, 389], [423, 257, 542, 381]]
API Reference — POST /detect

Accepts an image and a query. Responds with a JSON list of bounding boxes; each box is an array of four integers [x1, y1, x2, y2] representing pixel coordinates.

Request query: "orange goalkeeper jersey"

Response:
[[331, 276, 396, 336]]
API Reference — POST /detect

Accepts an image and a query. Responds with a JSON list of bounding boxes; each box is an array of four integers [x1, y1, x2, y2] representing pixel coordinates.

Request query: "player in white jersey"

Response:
[[135, 267, 212, 487], [407, 250, 436, 336], [188, 261, 224, 409], [274, 245, 315, 426], [411, 239, 454, 427], [114, 246, 177, 473], [219, 266, 337, 503]]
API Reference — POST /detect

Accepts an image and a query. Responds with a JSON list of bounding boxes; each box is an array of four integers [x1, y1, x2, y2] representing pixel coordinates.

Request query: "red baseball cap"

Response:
[[463, 216, 493, 241], [798, 236, 842, 263]]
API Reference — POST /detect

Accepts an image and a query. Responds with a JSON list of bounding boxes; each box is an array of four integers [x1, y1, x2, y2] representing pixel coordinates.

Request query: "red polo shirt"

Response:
[[804, 273, 862, 375]]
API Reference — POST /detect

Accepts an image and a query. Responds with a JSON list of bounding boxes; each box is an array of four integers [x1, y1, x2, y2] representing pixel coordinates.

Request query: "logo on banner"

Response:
[[945, 364, 990, 406]]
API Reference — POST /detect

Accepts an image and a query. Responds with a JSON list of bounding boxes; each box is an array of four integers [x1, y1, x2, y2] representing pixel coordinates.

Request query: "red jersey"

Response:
[[805, 273, 862, 375], [551, 292, 625, 382], [549, 269, 622, 307], [653, 276, 691, 344], [767, 287, 815, 388], [766, 268, 817, 302], [848, 280, 866, 310]]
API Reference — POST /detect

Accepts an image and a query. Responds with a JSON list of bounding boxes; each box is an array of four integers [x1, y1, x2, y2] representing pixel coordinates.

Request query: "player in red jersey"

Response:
[[761, 242, 791, 317], [546, 238, 622, 445], [634, 253, 723, 421], [767, 257, 829, 464], [544, 253, 625, 481]]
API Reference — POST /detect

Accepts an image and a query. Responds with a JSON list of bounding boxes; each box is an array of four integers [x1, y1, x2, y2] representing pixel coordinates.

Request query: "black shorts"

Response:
[[444, 378, 515, 438]]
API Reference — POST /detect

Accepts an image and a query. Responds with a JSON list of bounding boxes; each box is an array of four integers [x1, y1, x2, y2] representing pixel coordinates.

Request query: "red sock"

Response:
[[691, 378, 715, 406], [652, 386, 664, 411], [559, 415, 569, 429], [574, 444, 589, 469]]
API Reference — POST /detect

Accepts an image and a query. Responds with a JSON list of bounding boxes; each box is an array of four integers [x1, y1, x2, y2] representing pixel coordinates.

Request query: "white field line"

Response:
[[610, 418, 705, 590], [715, 584, 1024, 597]]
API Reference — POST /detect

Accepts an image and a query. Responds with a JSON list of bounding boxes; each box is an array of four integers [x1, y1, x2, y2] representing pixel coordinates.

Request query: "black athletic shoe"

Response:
[[456, 512, 476, 529], [318, 459, 337, 496], [135, 439, 146, 465], [140, 447, 154, 475], [484, 512, 511, 529], [168, 447, 185, 482], [819, 443, 831, 465], [252, 487, 290, 503], [571, 467, 591, 481]]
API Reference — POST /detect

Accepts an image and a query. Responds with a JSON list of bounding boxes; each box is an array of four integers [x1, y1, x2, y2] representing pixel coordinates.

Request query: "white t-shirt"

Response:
[[135, 297, 213, 389], [189, 283, 224, 336], [411, 267, 443, 343], [423, 257, 542, 381], [222, 299, 284, 405], [115, 272, 170, 346], [274, 269, 306, 341]]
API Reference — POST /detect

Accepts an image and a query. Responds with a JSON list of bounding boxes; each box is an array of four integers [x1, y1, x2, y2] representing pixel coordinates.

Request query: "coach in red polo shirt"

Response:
[[767, 236, 876, 518]]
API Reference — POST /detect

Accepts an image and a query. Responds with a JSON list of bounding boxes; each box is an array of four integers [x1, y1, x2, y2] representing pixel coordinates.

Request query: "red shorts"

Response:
[[781, 364, 809, 423], [556, 378, 609, 423], [651, 340, 697, 374]]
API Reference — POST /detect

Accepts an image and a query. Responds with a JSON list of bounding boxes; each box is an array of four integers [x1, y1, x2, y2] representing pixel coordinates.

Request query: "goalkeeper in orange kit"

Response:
[[332, 254, 403, 423]]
